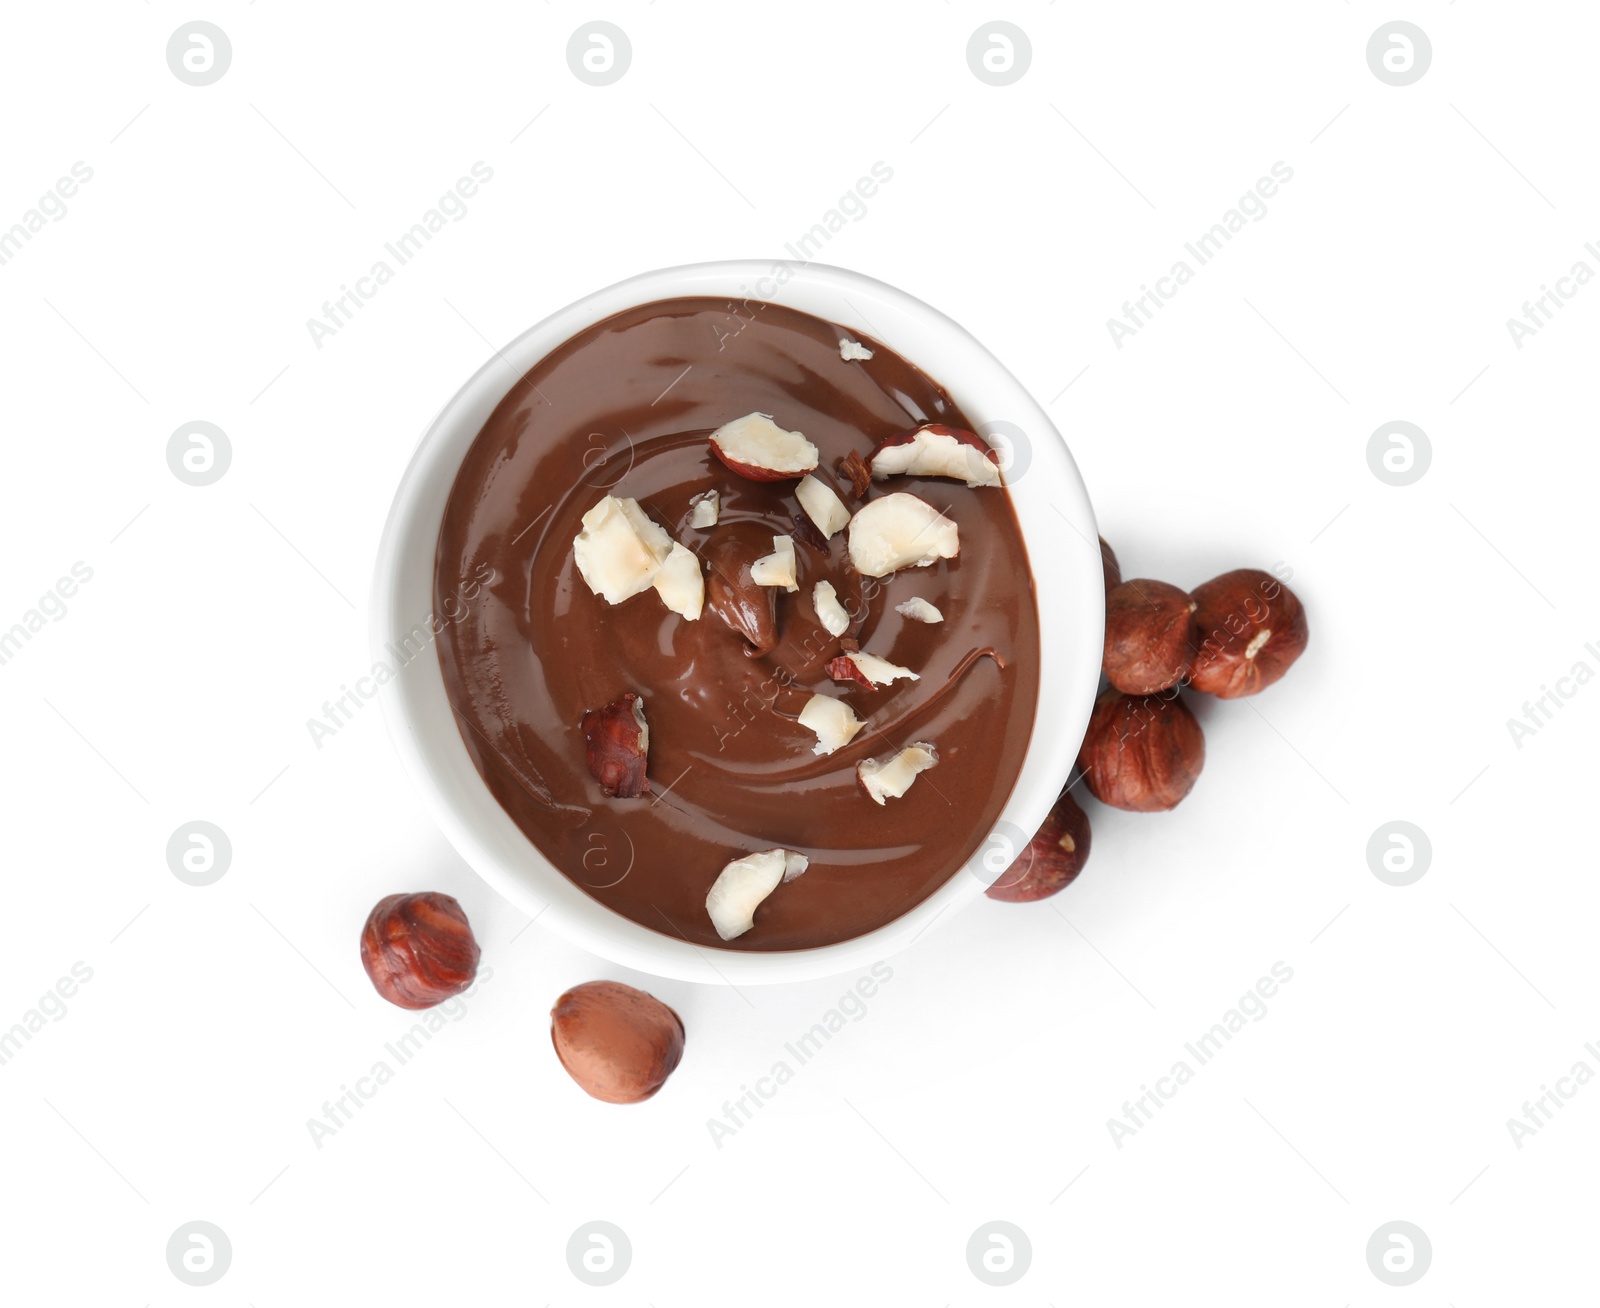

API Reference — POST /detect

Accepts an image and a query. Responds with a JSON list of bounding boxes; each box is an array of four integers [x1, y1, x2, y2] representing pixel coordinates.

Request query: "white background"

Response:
[[1, 2, 1594, 1302]]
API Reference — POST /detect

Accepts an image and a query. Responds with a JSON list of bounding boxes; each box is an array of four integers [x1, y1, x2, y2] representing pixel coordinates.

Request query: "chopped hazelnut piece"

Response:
[[857, 742, 939, 805], [708, 413, 819, 481], [869, 423, 1002, 488], [797, 694, 865, 756], [705, 848, 809, 940], [653, 542, 705, 620], [750, 535, 799, 592], [827, 651, 919, 688], [895, 597, 944, 624], [689, 490, 720, 529], [846, 493, 959, 578], [581, 692, 651, 798], [837, 449, 872, 499], [795, 474, 852, 538], [572, 496, 673, 604], [813, 581, 850, 636]]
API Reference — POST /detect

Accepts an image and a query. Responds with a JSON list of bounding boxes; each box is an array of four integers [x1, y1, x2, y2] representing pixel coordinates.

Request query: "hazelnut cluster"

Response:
[[989, 539, 1308, 902], [359, 894, 685, 1104]]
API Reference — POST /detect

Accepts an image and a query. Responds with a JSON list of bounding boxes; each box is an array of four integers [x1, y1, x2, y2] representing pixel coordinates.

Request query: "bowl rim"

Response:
[[371, 259, 1103, 984]]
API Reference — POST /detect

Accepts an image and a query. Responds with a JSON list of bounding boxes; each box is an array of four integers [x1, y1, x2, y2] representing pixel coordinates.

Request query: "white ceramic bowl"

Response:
[[372, 261, 1103, 984]]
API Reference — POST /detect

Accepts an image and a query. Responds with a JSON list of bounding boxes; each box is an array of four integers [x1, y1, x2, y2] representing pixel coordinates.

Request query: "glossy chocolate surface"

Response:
[[434, 298, 1039, 949]]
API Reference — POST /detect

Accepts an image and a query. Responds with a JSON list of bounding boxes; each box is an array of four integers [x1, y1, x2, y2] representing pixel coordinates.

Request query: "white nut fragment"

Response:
[[812, 580, 850, 637], [836, 650, 919, 686], [857, 742, 939, 806], [689, 490, 720, 529], [840, 339, 874, 361], [846, 492, 960, 578], [705, 848, 809, 941], [795, 474, 852, 538], [573, 496, 673, 604], [653, 542, 704, 620], [895, 597, 944, 624], [869, 424, 1001, 488], [708, 412, 819, 480], [797, 694, 864, 756], [750, 535, 799, 592]]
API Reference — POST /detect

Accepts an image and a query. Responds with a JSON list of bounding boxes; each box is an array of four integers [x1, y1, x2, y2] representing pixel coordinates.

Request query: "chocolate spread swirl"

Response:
[[434, 298, 1039, 950]]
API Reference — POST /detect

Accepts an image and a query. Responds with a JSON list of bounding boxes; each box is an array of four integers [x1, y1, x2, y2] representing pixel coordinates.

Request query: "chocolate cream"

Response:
[[434, 297, 1040, 950]]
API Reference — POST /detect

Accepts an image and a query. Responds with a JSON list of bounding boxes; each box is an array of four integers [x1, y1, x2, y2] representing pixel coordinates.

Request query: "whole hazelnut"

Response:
[[360, 892, 481, 1010], [1076, 690, 1205, 812], [986, 790, 1091, 902], [1189, 569, 1308, 699], [1103, 579, 1197, 694], [551, 980, 685, 1104], [1099, 535, 1121, 601]]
